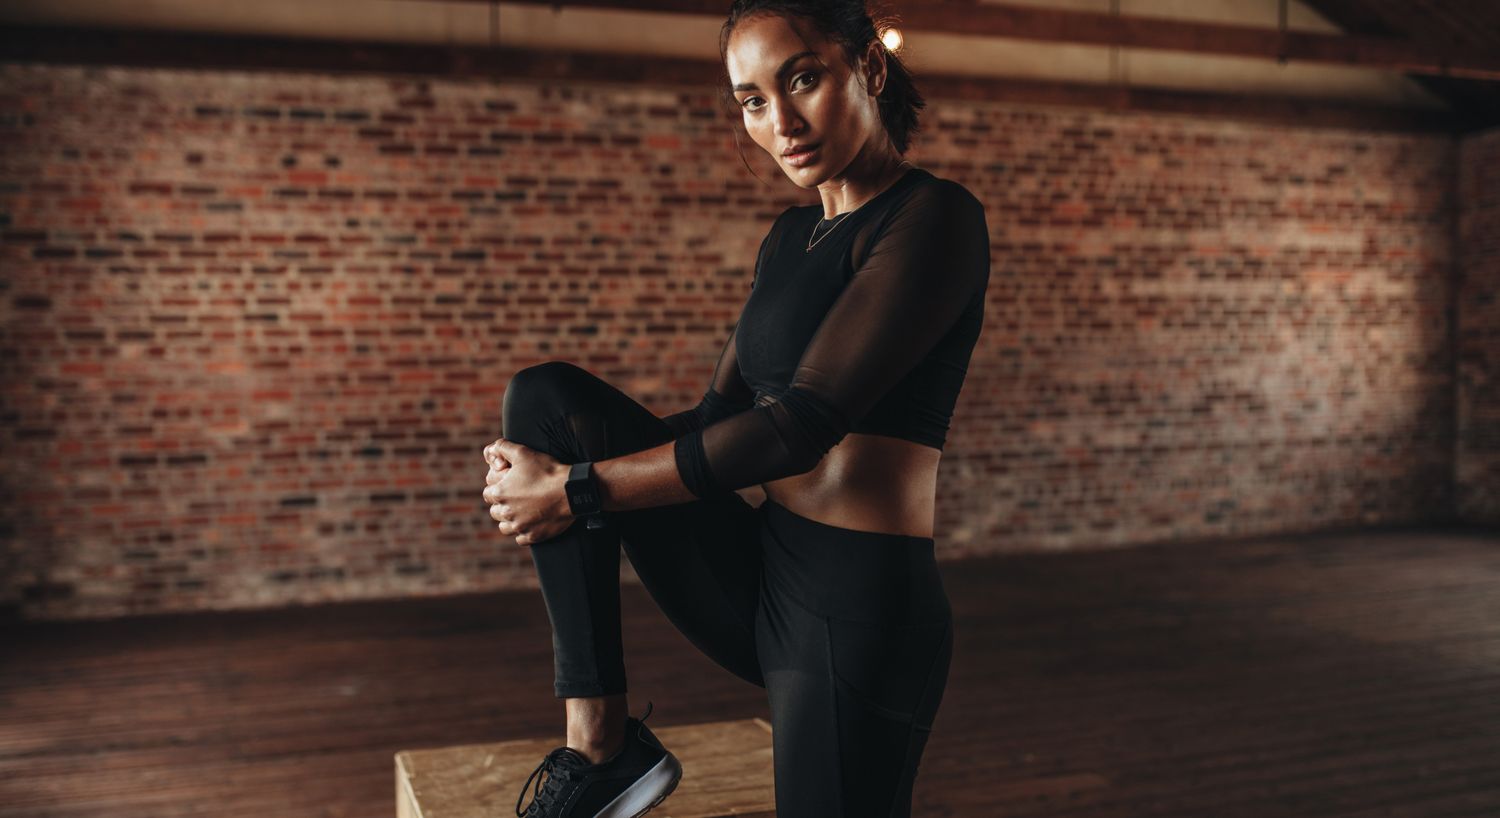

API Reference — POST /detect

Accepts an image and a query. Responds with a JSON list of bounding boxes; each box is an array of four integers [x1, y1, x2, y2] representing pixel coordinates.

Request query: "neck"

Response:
[[817, 153, 913, 220]]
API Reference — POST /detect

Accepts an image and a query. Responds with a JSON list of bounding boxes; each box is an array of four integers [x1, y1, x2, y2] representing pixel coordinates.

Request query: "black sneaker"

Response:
[[513, 701, 682, 818]]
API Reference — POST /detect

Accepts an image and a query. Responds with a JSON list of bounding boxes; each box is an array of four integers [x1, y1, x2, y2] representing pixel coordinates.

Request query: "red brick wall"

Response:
[[0, 63, 1469, 620], [1458, 127, 1500, 524]]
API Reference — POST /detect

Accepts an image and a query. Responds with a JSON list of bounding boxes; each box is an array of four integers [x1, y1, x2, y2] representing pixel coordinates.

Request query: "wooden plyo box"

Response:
[[395, 716, 776, 818]]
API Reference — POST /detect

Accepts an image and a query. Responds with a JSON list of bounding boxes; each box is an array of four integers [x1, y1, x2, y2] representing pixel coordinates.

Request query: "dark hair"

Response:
[[718, 0, 926, 167]]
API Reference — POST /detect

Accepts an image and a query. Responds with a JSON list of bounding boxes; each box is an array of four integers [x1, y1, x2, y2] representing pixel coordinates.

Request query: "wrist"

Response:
[[564, 460, 607, 529]]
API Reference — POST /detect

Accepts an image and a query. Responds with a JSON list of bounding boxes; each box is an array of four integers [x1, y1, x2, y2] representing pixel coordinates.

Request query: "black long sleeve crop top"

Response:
[[662, 166, 990, 500]]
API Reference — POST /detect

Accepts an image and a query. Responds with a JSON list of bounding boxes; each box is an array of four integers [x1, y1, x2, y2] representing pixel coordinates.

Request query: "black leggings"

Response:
[[500, 361, 955, 818]]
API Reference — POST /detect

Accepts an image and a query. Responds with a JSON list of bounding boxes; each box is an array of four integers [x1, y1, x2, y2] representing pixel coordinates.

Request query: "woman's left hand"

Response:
[[483, 437, 574, 547]]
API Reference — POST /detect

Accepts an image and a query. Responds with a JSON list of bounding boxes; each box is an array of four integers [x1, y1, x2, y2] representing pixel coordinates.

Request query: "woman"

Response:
[[483, 1, 989, 816]]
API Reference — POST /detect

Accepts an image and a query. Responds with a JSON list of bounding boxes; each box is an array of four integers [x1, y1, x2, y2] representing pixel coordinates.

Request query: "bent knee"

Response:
[[502, 361, 595, 421]]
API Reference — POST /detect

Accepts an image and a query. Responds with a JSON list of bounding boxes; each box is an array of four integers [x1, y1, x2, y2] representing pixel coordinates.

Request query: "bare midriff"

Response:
[[760, 433, 941, 539]]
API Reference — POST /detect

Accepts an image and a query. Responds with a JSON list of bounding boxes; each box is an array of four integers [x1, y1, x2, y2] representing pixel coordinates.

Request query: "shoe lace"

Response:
[[511, 700, 656, 817], [514, 746, 586, 818]]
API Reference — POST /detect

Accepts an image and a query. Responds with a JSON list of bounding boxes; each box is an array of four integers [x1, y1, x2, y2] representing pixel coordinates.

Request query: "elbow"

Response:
[[786, 428, 846, 476], [779, 446, 826, 480], [765, 385, 851, 476], [762, 420, 845, 480]]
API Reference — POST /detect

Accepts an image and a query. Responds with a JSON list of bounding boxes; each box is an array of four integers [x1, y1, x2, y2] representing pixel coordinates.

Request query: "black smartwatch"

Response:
[[565, 461, 607, 530]]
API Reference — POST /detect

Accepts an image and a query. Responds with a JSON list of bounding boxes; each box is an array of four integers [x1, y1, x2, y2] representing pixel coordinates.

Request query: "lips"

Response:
[[783, 143, 821, 167], [783, 143, 819, 157]]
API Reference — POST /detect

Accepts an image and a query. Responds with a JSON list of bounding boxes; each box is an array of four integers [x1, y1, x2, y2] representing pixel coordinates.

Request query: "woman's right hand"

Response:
[[483, 439, 511, 532]]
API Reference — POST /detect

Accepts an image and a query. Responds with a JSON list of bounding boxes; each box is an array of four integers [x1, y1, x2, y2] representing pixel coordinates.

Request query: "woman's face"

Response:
[[725, 13, 886, 187]]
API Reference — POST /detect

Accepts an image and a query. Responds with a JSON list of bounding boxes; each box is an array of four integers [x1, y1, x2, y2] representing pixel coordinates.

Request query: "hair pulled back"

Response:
[[718, 0, 926, 160]]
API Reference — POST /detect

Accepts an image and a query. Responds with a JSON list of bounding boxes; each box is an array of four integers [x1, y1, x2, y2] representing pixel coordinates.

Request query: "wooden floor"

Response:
[[3, 522, 1499, 818]]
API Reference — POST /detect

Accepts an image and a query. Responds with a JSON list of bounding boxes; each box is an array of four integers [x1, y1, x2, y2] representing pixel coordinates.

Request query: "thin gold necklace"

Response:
[[805, 160, 914, 253]]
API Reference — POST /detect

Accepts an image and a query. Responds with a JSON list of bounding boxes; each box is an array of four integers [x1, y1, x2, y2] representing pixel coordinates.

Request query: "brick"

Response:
[[0, 61, 1490, 622]]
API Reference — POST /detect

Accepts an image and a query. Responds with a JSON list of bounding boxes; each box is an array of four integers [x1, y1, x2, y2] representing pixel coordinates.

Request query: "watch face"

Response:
[[567, 464, 601, 515]]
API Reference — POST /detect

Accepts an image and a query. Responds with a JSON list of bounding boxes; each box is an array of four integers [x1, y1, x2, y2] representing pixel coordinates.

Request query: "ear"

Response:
[[863, 38, 888, 99]]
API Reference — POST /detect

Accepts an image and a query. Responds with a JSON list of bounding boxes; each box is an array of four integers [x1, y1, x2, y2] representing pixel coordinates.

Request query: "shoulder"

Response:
[[757, 204, 804, 253], [867, 172, 987, 245], [790, 203, 820, 225], [753, 204, 809, 281], [765, 203, 812, 238], [899, 172, 985, 221], [776, 202, 814, 222]]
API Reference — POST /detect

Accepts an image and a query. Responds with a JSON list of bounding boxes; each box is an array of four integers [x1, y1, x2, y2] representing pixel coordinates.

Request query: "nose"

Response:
[[770, 98, 804, 140]]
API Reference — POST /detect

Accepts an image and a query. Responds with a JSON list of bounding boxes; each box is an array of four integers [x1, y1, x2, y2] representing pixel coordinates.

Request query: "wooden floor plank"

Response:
[[1, 523, 1498, 817]]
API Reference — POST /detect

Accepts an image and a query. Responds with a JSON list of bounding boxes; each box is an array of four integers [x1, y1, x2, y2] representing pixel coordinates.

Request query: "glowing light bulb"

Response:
[[881, 27, 903, 52]]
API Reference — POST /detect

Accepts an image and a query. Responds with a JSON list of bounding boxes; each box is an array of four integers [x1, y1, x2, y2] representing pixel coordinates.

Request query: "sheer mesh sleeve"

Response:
[[659, 213, 784, 438], [659, 323, 755, 437], [673, 180, 990, 499]]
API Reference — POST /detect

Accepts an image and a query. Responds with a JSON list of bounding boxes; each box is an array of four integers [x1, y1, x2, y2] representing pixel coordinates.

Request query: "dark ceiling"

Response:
[[1301, 0, 1500, 132]]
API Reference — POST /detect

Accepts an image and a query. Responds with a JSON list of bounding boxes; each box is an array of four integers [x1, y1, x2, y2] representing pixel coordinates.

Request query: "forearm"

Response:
[[596, 388, 833, 512], [593, 438, 701, 512], [593, 395, 721, 513]]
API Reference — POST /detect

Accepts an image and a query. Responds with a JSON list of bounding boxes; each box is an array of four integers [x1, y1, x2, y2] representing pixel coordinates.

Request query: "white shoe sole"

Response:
[[594, 750, 683, 818]]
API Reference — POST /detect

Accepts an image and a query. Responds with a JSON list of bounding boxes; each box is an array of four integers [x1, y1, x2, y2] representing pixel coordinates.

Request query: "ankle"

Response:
[[563, 693, 630, 764], [568, 733, 626, 766]]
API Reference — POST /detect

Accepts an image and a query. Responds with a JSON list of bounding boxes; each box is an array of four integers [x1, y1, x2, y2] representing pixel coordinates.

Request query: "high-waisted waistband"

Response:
[[757, 499, 950, 625]]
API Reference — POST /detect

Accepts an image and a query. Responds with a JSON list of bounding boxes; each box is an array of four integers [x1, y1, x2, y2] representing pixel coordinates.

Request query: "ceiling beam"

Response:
[[1295, 0, 1500, 134], [0, 25, 1459, 134], [475, 0, 1500, 81]]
